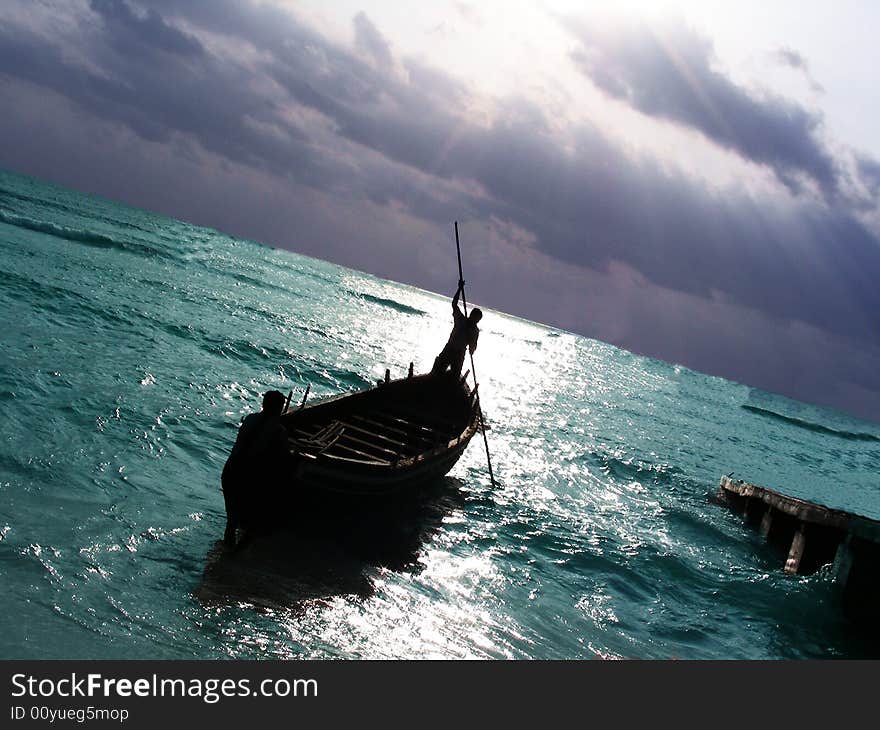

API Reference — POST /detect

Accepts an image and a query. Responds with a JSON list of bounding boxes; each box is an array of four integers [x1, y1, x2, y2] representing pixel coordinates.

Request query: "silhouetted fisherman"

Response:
[[431, 280, 482, 377], [221, 390, 289, 546]]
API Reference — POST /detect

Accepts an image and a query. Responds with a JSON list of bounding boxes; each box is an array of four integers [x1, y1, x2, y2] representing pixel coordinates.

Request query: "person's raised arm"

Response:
[[452, 281, 463, 311]]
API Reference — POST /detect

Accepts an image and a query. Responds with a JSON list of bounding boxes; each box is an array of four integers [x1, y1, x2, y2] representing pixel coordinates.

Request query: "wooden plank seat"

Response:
[[368, 411, 447, 444], [369, 407, 448, 431], [380, 407, 463, 435], [348, 413, 423, 441], [354, 411, 431, 434], [341, 417, 429, 454], [342, 418, 425, 457], [332, 429, 400, 459], [324, 439, 392, 465], [290, 421, 344, 454], [292, 422, 396, 464]]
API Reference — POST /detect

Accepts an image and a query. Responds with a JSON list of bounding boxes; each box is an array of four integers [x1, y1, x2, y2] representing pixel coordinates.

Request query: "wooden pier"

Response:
[[718, 475, 880, 615]]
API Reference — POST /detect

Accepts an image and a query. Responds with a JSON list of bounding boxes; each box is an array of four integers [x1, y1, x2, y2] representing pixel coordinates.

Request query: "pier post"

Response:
[[832, 534, 853, 587], [785, 525, 807, 575], [760, 508, 774, 538]]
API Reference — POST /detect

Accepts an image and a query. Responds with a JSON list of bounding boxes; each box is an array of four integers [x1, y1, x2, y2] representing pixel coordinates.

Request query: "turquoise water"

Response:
[[1, 168, 879, 659]]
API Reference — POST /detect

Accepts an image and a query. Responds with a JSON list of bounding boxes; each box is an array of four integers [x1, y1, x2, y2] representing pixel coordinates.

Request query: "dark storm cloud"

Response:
[[250, 8, 880, 347], [0, 1, 333, 182], [857, 155, 880, 197], [88, 0, 204, 57], [3, 0, 880, 418], [189, 3, 878, 351], [566, 17, 839, 199], [4, 0, 879, 338]]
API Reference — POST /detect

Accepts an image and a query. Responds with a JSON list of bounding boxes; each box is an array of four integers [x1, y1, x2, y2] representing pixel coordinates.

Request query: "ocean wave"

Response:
[[0, 209, 173, 260], [295, 364, 375, 390], [139, 320, 293, 367], [291, 322, 332, 340], [0, 185, 172, 241], [269, 258, 340, 286], [741, 404, 880, 442], [0, 185, 85, 220], [198, 263, 295, 296], [0, 268, 144, 336], [582, 449, 683, 486], [347, 290, 427, 316], [209, 338, 295, 366]]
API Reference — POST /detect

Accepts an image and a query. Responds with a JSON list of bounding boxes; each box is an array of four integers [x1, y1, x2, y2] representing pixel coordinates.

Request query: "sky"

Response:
[[1, 0, 880, 421]]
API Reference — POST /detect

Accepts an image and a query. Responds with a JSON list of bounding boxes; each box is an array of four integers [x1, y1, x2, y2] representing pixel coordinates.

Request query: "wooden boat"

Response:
[[280, 371, 481, 499]]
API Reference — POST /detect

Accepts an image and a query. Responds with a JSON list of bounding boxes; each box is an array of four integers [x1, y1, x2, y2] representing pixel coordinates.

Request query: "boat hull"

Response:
[[278, 372, 480, 501]]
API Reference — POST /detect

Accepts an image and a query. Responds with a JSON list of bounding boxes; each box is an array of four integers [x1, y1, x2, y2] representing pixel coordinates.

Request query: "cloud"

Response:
[[772, 45, 825, 94], [2, 0, 880, 419], [566, 16, 839, 200], [353, 11, 393, 69], [89, 0, 204, 57], [857, 155, 880, 196], [773, 46, 806, 70], [0, 2, 337, 181]]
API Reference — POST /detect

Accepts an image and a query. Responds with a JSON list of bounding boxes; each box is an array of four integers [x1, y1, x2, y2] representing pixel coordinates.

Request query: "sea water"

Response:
[[1, 168, 879, 660]]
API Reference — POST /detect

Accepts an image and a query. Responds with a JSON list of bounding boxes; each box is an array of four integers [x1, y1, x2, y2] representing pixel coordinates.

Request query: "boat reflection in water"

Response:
[[195, 477, 466, 612]]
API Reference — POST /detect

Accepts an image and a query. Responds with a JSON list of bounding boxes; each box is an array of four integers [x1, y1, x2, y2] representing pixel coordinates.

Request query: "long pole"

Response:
[[455, 221, 497, 488]]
